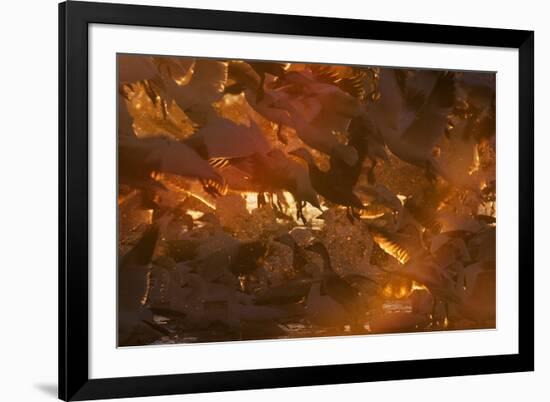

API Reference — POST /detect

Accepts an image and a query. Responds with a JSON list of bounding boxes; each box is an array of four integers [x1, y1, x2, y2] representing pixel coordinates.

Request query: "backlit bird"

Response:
[[370, 70, 456, 178]]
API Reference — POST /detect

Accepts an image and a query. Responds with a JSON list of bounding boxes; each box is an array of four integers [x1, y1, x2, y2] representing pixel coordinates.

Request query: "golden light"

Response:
[[372, 233, 410, 264]]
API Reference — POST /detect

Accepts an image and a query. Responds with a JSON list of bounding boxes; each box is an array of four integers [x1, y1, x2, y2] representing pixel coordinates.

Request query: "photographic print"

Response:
[[117, 54, 496, 347]]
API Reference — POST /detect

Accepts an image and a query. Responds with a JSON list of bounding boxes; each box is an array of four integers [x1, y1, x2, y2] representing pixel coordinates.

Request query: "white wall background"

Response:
[[0, 0, 545, 401]]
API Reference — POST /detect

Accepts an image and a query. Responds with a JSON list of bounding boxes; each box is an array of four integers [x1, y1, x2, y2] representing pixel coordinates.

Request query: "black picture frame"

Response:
[[59, 1, 534, 400]]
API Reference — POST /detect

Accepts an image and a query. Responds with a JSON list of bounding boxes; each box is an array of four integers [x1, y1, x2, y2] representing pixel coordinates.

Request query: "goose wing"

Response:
[[123, 135, 221, 182], [370, 70, 417, 139], [118, 54, 159, 84], [227, 60, 261, 92], [191, 117, 270, 160], [400, 72, 456, 150], [186, 59, 227, 100], [165, 59, 228, 110]]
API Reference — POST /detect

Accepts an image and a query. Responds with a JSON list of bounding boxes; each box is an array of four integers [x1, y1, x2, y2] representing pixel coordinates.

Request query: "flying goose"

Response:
[[370, 69, 456, 178], [289, 147, 364, 219]]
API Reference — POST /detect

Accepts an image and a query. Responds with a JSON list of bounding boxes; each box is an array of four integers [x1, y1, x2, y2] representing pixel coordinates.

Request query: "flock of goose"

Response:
[[117, 54, 496, 346]]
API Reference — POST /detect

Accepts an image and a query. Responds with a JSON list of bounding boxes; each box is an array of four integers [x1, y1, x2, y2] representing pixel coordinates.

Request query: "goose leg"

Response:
[[297, 201, 307, 224], [346, 207, 357, 224], [257, 192, 266, 208], [276, 195, 285, 213], [269, 193, 284, 214]]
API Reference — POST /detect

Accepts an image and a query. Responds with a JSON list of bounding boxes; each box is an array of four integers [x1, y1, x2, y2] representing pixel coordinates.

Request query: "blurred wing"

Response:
[[370, 70, 415, 138], [400, 72, 456, 150], [138, 137, 221, 181], [311, 111, 351, 134], [153, 56, 194, 84], [118, 55, 159, 84], [197, 118, 270, 159], [227, 60, 261, 91], [187, 59, 228, 99]]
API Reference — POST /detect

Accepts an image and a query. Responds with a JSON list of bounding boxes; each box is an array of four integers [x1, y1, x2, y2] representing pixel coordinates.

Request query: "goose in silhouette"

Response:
[[185, 116, 270, 161], [249, 235, 316, 307], [323, 115, 371, 188], [391, 255, 463, 327], [251, 150, 321, 220], [296, 242, 366, 332], [276, 70, 362, 118], [303, 282, 352, 328], [158, 59, 228, 125], [119, 132, 228, 204], [119, 134, 222, 185], [226, 61, 294, 144], [154, 261, 289, 332], [305, 242, 363, 313], [289, 147, 363, 220], [254, 233, 319, 305], [435, 74, 495, 189], [273, 233, 310, 276], [181, 116, 272, 196], [370, 70, 456, 179], [216, 148, 320, 221], [271, 74, 361, 165], [187, 233, 267, 292]]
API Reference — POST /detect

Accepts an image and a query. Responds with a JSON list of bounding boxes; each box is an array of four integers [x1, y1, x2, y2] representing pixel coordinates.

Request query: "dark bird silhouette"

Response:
[[371, 70, 456, 179], [304, 243, 363, 312], [225, 149, 321, 222], [289, 147, 363, 220], [229, 240, 267, 277], [304, 242, 367, 331], [274, 233, 310, 275], [324, 115, 376, 190]]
